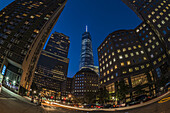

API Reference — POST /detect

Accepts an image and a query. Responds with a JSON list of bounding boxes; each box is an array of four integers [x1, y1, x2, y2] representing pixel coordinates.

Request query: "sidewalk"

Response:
[[2, 86, 36, 106]]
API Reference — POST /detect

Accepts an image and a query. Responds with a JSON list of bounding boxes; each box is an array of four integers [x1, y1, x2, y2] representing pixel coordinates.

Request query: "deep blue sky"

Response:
[[0, 0, 142, 77]]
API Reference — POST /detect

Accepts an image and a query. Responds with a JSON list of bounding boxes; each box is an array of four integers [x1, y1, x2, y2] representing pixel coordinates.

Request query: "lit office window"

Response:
[[129, 68, 133, 72], [127, 61, 131, 65]]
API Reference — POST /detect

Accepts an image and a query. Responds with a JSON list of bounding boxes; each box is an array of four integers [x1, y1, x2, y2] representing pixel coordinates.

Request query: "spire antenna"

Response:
[[86, 25, 88, 32]]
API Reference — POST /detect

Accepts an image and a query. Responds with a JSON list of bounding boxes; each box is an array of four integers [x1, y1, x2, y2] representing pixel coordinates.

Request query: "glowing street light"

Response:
[[6, 77, 9, 80], [13, 81, 16, 85]]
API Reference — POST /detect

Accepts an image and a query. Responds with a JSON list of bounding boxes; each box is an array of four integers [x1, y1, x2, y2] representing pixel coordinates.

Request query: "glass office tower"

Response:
[[79, 26, 94, 70]]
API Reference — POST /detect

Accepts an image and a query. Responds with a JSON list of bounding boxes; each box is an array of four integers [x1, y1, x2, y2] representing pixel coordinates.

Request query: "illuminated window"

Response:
[[109, 55, 111, 59], [135, 67, 139, 70], [105, 58, 107, 62], [107, 70, 109, 74], [160, 12, 163, 15], [153, 61, 157, 65], [121, 62, 124, 66], [136, 52, 139, 55], [143, 57, 147, 60], [30, 16, 34, 18], [152, 19, 156, 23], [130, 53, 134, 56], [149, 40, 152, 43], [117, 49, 121, 53], [104, 80, 106, 83], [133, 46, 137, 49], [23, 14, 27, 16], [158, 5, 161, 8], [155, 8, 158, 11], [141, 65, 145, 69], [111, 68, 113, 72], [106, 64, 108, 67], [156, 16, 160, 19], [128, 47, 132, 50], [34, 29, 39, 34], [119, 55, 123, 59], [146, 64, 150, 67], [112, 52, 114, 56], [148, 15, 151, 18], [123, 48, 126, 52], [125, 54, 128, 58], [122, 71, 127, 74], [111, 75, 114, 79], [127, 61, 131, 65], [148, 48, 151, 52], [158, 57, 161, 62], [101, 81, 103, 84], [129, 68, 133, 72], [161, 20, 165, 24], [151, 11, 155, 15], [105, 53, 107, 56], [153, 37, 156, 40], [152, 45, 155, 49], [104, 72, 106, 76], [165, 17, 169, 21], [115, 65, 117, 69], [107, 77, 110, 81], [163, 54, 166, 58], [109, 61, 112, 65], [138, 45, 141, 48]]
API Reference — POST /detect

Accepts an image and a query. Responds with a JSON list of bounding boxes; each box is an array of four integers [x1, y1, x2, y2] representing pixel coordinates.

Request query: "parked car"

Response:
[[84, 104, 95, 108], [104, 104, 114, 108]]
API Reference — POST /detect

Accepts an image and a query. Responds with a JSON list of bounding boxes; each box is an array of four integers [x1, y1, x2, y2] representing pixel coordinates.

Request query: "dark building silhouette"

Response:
[[33, 32, 70, 98], [66, 77, 73, 95], [0, 0, 67, 93]]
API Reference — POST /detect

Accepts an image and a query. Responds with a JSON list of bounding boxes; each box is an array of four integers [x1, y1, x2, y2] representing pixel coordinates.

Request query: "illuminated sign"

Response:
[[2, 65, 6, 75]]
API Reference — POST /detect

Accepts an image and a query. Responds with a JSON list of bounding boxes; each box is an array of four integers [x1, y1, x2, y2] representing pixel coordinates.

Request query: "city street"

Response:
[[0, 86, 170, 113]]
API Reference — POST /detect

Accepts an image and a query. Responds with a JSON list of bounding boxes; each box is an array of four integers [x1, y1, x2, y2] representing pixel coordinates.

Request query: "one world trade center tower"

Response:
[[79, 26, 94, 70]]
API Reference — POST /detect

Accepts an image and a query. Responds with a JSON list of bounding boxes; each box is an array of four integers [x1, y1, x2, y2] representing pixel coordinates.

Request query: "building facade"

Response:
[[73, 68, 99, 100], [98, 22, 169, 102], [122, 0, 170, 58], [33, 32, 70, 98], [0, 0, 67, 93]]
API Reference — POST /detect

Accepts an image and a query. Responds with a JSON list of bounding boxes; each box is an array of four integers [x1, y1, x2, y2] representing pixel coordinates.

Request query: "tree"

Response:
[[84, 92, 97, 104], [97, 87, 110, 105], [115, 81, 129, 103]]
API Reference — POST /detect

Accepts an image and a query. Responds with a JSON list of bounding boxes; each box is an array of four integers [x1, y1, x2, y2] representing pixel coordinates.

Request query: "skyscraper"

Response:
[[33, 32, 70, 98], [0, 0, 67, 93], [79, 26, 94, 70], [121, 0, 170, 57]]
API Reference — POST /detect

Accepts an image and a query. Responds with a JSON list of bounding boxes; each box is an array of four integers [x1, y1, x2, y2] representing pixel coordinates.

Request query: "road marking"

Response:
[[158, 97, 170, 103]]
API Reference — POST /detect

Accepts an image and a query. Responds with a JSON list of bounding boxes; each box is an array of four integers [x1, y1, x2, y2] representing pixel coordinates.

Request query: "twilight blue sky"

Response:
[[0, 0, 142, 77]]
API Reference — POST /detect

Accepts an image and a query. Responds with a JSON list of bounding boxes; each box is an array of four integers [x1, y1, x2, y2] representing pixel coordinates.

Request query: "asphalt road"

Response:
[[0, 87, 170, 113]]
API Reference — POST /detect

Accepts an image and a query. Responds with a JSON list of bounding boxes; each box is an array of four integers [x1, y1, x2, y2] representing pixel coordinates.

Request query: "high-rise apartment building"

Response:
[[79, 26, 94, 70], [33, 32, 70, 97], [0, 0, 67, 93]]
